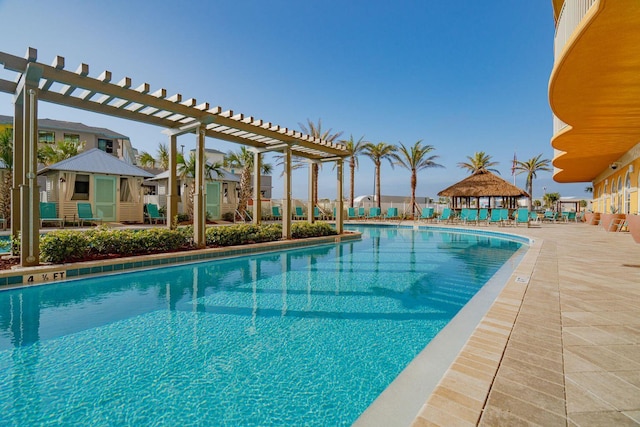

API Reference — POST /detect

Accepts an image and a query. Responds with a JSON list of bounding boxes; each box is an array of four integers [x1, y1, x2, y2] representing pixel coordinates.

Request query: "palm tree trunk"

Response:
[[349, 158, 355, 208], [527, 176, 533, 211], [410, 169, 417, 217], [187, 181, 195, 219], [375, 163, 381, 209], [0, 171, 12, 223], [237, 167, 252, 217], [312, 163, 319, 207]]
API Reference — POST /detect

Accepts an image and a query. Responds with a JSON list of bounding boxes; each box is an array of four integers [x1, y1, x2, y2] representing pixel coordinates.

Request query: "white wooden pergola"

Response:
[[0, 47, 348, 267]]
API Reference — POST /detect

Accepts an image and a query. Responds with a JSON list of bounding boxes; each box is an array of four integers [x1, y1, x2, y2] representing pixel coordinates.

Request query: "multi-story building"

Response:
[[0, 115, 137, 164], [549, 0, 640, 217]]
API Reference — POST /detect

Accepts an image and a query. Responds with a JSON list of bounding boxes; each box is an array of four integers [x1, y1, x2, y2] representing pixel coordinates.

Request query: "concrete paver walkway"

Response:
[[412, 222, 640, 426]]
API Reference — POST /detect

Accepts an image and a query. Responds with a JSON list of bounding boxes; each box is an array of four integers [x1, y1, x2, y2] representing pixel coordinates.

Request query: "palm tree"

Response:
[[138, 151, 156, 169], [340, 135, 366, 208], [224, 147, 273, 218], [543, 192, 561, 209], [299, 119, 343, 206], [0, 128, 13, 222], [38, 140, 85, 166], [392, 141, 443, 217], [514, 154, 552, 210], [177, 152, 224, 219], [138, 143, 169, 170], [362, 142, 397, 208], [457, 151, 500, 174]]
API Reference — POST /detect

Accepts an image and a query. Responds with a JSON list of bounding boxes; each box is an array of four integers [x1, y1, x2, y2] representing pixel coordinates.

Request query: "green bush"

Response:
[[221, 212, 235, 222], [206, 223, 282, 247], [40, 230, 91, 263], [291, 221, 337, 238]]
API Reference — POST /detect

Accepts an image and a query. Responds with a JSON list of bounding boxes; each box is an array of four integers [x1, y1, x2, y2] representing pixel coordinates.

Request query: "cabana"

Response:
[[145, 168, 241, 220], [38, 148, 153, 223], [438, 169, 529, 210]]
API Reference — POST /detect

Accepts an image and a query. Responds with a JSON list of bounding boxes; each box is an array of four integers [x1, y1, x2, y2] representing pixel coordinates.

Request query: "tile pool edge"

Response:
[[354, 233, 540, 427], [0, 232, 362, 290]]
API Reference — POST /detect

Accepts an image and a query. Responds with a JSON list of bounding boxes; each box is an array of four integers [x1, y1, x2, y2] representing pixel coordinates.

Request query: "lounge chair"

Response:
[[367, 207, 382, 220], [419, 207, 435, 222], [347, 207, 358, 220], [488, 209, 503, 226], [478, 209, 489, 225], [457, 208, 470, 224], [384, 207, 399, 221], [294, 206, 306, 220], [464, 209, 478, 225], [437, 208, 453, 223], [357, 207, 366, 219], [144, 203, 166, 225], [271, 206, 282, 220], [514, 208, 530, 227], [500, 209, 511, 225], [564, 211, 576, 222], [40, 202, 65, 228], [76, 202, 102, 226], [542, 210, 558, 223], [314, 206, 329, 220]]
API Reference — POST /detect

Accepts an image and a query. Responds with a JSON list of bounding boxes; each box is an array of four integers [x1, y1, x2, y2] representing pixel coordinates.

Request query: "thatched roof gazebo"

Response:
[[438, 169, 529, 210]]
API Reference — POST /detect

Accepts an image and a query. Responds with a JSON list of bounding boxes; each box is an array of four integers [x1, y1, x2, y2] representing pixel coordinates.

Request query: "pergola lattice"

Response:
[[0, 47, 349, 266]]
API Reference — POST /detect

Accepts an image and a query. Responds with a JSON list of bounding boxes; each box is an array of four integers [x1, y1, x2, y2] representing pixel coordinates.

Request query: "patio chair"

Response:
[[40, 202, 65, 228], [478, 208, 489, 225], [294, 206, 306, 220], [271, 206, 282, 220], [144, 203, 166, 225], [314, 206, 328, 220], [500, 209, 511, 225], [76, 202, 103, 227], [463, 209, 478, 225], [437, 208, 453, 223], [564, 211, 576, 222], [367, 207, 382, 220], [488, 209, 503, 226], [514, 208, 530, 227], [419, 207, 435, 222], [384, 207, 399, 221], [542, 210, 558, 223], [457, 208, 470, 224], [347, 207, 358, 220], [357, 207, 366, 219]]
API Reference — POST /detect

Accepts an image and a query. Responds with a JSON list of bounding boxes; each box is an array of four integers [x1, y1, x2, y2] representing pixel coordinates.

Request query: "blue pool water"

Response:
[[0, 226, 524, 426]]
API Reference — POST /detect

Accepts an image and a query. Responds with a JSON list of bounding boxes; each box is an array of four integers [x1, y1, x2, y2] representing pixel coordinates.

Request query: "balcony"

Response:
[[549, 0, 640, 183]]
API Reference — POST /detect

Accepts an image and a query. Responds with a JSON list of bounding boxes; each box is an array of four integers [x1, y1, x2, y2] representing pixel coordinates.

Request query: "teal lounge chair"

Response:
[[514, 208, 530, 227], [457, 208, 470, 223], [564, 211, 576, 222], [368, 207, 382, 220], [314, 206, 329, 220], [542, 210, 558, 223], [464, 209, 478, 225], [347, 207, 358, 220], [145, 203, 166, 225], [294, 206, 306, 220], [437, 208, 453, 223], [500, 209, 511, 225], [385, 207, 399, 220], [40, 202, 65, 228], [271, 206, 282, 220], [478, 209, 489, 225], [419, 207, 435, 222], [488, 209, 503, 226], [76, 202, 102, 226], [357, 207, 366, 219]]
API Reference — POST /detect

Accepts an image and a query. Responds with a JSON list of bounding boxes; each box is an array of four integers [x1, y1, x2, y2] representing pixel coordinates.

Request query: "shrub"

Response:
[[40, 230, 91, 263], [221, 212, 235, 222], [291, 221, 337, 238]]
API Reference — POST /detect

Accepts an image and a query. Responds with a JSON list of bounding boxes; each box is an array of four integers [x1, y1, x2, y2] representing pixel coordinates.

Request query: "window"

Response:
[[617, 177, 623, 213], [120, 177, 132, 202], [38, 131, 55, 144], [72, 174, 90, 200], [625, 173, 631, 214], [98, 138, 113, 154], [64, 133, 80, 143]]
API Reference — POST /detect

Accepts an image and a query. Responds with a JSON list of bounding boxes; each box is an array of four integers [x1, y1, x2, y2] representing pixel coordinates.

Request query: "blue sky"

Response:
[[0, 0, 588, 200]]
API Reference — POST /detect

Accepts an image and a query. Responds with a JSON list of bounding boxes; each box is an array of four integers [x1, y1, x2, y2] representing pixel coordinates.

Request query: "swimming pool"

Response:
[[0, 225, 524, 426]]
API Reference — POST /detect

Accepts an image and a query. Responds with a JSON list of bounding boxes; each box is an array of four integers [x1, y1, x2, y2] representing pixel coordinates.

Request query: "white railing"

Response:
[[553, 114, 569, 135], [554, 0, 598, 60]]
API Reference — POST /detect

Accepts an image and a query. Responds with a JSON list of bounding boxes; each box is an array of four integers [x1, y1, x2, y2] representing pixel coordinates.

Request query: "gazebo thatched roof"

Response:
[[438, 169, 529, 198]]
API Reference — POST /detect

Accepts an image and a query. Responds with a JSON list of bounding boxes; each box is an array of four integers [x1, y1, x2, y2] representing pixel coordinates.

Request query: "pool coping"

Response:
[[352, 224, 536, 426], [0, 232, 361, 290]]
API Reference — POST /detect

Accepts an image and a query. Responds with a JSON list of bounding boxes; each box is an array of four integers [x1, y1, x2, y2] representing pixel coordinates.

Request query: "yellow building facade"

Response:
[[549, 0, 640, 215]]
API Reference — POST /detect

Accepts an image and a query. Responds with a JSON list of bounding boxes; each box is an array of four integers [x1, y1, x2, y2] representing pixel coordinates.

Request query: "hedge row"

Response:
[[35, 222, 337, 264]]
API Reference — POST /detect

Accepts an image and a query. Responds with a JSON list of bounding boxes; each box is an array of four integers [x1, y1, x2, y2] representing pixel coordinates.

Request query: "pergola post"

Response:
[[335, 158, 344, 234], [307, 160, 315, 224], [17, 63, 42, 267], [167, 134, 178, 229], [253, 150, 262, 225], [193, 126, 206, 248], [282, 146, 292, 239], [11, 93, 24, 250]]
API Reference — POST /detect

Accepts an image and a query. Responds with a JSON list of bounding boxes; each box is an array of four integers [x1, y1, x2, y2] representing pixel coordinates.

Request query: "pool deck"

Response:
[[404, 221, 640, 426]]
